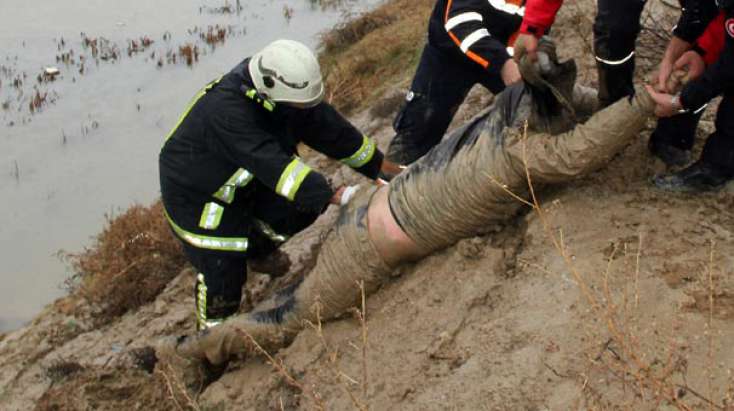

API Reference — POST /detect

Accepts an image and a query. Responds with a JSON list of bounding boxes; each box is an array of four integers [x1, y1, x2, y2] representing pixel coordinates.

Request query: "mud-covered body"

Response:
[[163, 76, 655, 367]]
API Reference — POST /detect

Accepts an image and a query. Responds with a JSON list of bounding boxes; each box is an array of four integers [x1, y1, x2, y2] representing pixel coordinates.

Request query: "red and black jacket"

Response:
[[428, 0, 526, 76], [681, 4, 734, 109], [518, 0, 562, 37]]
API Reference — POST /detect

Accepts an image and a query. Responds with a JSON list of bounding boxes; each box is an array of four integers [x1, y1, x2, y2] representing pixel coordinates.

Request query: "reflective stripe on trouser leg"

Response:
[[253, 219, 289, 243], [195, 273, 224, 330], [593, 0, 644, 106]]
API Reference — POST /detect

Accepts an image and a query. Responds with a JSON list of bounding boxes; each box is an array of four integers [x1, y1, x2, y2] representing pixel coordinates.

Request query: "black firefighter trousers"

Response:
[[698, 94, 734, 173], [385, 42, 506, 165], [166, 186, 319, 329]]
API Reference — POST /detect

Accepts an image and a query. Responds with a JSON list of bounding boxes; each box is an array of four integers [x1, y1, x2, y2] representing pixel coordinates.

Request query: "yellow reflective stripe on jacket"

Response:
[[244, 88, 275, 112], [164, 207, 248, 252], [165, 76, 223, 141], [341, 135, 376, 168], [275, 158, 312, 201], [199, 202, 224, 230], [212, 168, 254, 204]]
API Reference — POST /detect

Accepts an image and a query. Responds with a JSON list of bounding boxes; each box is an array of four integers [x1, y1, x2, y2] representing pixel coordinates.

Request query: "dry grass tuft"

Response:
[[44, 359, 85, 383], [65, 200, 186, 320], [319, 0, 433, 114]]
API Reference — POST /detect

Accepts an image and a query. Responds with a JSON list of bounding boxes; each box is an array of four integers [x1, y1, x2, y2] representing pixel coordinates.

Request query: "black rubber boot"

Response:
[[648, 138, 692, 167], [653, 160, 733, 192]]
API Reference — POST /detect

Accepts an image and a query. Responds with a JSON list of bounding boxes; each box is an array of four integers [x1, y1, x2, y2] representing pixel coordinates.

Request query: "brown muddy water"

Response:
[[0, 0, 379, 331]]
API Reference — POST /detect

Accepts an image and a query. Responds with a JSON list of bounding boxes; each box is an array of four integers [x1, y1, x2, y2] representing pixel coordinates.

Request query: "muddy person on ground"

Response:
[[154, 39, 658, 392], [159, 39, 403, 332]]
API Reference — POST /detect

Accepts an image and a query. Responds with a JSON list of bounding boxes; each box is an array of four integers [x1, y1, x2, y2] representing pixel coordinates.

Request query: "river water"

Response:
[[0, 0, 379, 331]]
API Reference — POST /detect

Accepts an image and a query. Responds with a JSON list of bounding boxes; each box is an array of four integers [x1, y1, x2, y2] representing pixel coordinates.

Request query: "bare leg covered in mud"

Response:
[[155, 46, 656, 382]]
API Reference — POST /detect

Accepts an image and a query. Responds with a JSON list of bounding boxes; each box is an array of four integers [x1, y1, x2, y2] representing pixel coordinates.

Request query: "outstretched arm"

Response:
[[512, 85, 654, 184]]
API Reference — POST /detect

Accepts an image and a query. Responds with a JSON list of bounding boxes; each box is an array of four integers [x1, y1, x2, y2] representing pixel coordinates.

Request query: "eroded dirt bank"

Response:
[[2, 0, 734, 410]]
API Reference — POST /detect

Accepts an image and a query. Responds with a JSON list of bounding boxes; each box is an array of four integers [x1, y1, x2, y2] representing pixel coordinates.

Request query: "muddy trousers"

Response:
[[166, 189, 319, 331], [385, 42, 506, 165]]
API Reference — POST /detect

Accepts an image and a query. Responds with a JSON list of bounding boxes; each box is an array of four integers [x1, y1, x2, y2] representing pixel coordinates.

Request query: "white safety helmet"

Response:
[[248, 39, 325, 108]]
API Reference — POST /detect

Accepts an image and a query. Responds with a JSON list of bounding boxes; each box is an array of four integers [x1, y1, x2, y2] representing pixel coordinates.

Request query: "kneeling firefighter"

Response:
[[159, 39, 400, 331], [155, 40, 657, 393]]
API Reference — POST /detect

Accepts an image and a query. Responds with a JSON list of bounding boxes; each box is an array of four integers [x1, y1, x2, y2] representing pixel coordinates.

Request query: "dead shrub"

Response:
[[320, 8, 397, 54], [35, 365, 176, 411], [44, 359, 84, 384], [66, 200, 186, 320], [319, 0, 433, 114]]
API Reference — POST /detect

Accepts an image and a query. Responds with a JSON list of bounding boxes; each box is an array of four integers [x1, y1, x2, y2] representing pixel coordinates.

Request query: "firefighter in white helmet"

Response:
[[159, 39, 401, 331]]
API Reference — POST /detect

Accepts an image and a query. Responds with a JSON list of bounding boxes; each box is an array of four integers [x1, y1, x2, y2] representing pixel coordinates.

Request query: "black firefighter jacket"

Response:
[[428, 0, 525, 76], [159, 59, 383, 252]]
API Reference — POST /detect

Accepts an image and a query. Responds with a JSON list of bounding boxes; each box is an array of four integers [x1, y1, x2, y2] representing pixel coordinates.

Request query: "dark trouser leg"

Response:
[[701, 95, 734, 175], [386, 43, 486, 165], [183, 244, 248, 330], [650, 110, 704, 151], [649, 109, 704, 166], [594, 0, 646, 107], [653, 95, 734, 191], [248, 189, 320, 260]]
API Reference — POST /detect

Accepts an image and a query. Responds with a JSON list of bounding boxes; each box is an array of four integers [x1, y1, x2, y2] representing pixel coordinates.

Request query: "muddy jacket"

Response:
[[159, 59, 383, 218], [428, 0, 525, 76], [680, 6, 734, 109]]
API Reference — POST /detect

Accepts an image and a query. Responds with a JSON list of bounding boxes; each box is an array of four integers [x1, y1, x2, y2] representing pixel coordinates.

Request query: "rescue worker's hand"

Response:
[[657, 57, 675, 92], [673, 51, 705, 82], [656, 36, 693, 92], [644, 85, 684, 118], [501, 59, 522, 86], [513, 33, 539, 62], [330, 185, 360, 205], [330, 186, 346, 205]]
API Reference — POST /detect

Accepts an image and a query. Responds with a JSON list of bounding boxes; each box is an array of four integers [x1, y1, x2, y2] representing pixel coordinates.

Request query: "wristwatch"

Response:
[[671, 94, 690, 114]]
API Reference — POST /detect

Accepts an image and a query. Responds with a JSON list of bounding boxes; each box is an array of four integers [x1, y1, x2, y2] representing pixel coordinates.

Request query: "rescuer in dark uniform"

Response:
[[646, 0, 734, 191], [384, 0, 525, 166], [159, 39, 399, 330], [514, 0, 719, 168]]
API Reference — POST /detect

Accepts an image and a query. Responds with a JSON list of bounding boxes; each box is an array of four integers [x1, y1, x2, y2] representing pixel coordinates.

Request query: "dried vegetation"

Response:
[[319, 0, 433, 114], [64, 201, 185, 321]]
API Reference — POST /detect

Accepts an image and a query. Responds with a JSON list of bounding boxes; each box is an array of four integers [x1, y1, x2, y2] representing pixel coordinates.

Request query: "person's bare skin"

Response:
[[367, 186, 423, 267]]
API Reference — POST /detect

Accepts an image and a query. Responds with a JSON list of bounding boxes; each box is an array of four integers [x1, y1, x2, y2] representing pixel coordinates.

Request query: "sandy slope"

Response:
[[2, 1, 734, 409]]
